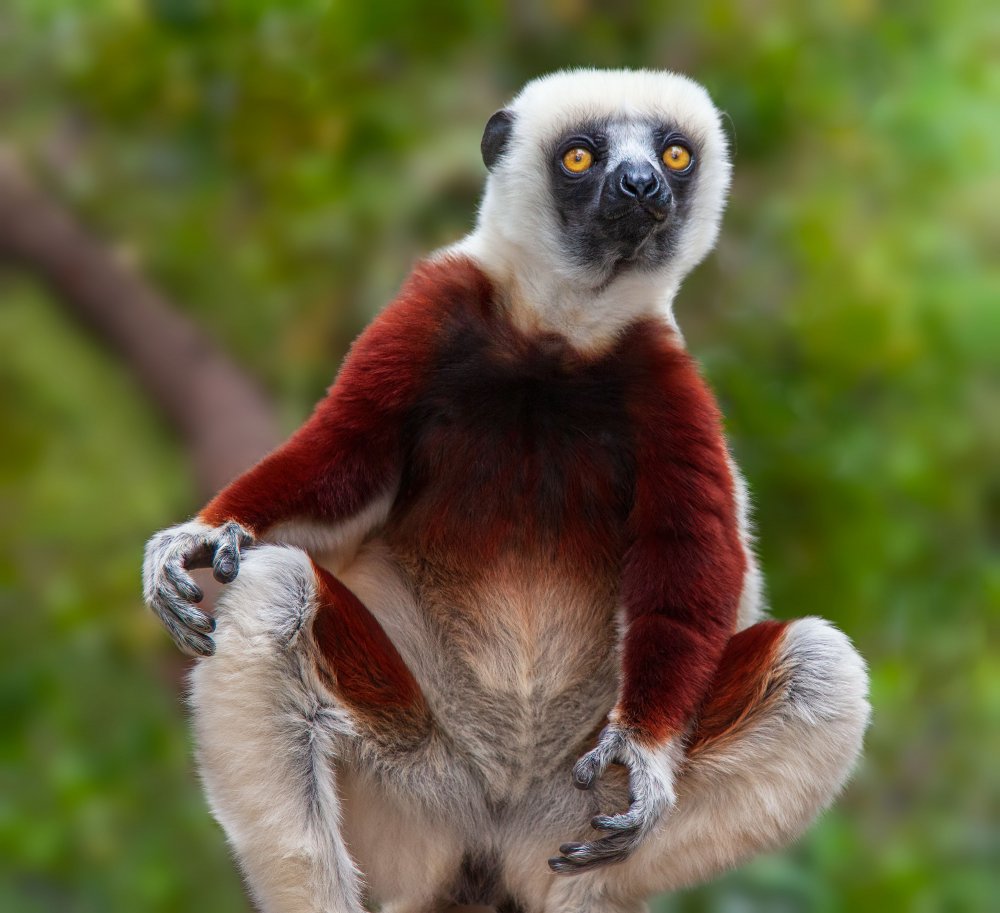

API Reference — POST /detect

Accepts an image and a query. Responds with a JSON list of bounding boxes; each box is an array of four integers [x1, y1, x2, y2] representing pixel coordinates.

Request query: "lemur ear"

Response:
[[481, 109, 515, 171]]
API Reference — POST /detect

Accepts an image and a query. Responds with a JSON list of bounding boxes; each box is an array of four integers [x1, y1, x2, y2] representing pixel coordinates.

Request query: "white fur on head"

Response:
[[453, 68, 732, 350]]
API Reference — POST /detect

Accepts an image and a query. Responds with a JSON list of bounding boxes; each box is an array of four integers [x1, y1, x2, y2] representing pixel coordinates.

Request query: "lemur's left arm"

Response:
[[552, 339, 745, 874]]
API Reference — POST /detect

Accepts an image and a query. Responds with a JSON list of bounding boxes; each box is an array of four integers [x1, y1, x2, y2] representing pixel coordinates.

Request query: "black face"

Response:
[[548, 119, 700, 279]]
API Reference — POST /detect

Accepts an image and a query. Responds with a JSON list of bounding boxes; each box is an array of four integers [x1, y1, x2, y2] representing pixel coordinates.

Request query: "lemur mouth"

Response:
[[594, 223, 665, 289], [603, 201, 668, 223]]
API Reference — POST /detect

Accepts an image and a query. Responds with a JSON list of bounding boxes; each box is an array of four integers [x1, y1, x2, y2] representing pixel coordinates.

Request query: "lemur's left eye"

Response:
[[662, 144, 693, 172], [562, 147, 594, 173]]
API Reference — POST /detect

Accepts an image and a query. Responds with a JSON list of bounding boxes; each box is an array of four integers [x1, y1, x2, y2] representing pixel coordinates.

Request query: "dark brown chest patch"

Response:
[[389, 309, 645, 572]]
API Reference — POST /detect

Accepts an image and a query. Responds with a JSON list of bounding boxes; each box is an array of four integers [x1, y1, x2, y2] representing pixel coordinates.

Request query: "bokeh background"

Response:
[[1, 1, 997, 911]]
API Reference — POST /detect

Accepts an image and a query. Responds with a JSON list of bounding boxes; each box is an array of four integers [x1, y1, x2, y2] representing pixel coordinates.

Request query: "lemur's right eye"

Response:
[[562, 147, 594, 174]]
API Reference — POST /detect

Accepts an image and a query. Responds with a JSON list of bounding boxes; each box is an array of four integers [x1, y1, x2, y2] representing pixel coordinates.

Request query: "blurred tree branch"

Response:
[[0, 148, 279, 498]]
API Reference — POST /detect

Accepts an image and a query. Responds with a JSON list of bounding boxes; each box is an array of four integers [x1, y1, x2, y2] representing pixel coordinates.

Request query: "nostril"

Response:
[[619, 173, 639, 198]]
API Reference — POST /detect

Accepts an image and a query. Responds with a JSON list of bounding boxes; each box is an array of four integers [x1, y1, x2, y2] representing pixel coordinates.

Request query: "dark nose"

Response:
[[619, 166, 660, 201], [613, 162, 671, 215]]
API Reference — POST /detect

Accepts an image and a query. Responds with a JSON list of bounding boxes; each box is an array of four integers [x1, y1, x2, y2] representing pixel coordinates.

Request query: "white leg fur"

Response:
[[188, 544, 868, 913], [189, 545, 364, 913], [544, 617, 870, 909]]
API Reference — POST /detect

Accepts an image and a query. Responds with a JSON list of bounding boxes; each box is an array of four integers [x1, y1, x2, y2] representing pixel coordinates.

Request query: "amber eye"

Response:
[[662, 144, 693, 172], [562, 147, 594, 173]]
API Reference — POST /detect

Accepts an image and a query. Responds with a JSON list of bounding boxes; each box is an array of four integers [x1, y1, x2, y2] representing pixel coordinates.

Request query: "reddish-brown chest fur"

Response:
[[385, 298, 660, 588]]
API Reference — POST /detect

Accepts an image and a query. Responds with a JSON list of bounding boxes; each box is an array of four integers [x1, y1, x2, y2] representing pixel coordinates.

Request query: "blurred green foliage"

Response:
[[0, 1, 997, 911]]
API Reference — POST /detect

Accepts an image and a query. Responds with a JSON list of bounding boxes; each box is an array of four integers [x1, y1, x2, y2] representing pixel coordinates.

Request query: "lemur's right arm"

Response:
[[143, 259, 474, 655]]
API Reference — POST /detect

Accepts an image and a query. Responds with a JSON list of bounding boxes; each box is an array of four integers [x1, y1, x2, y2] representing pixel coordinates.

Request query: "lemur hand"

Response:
[[143, 519, 254, 656], [549, 724, 681, 874]]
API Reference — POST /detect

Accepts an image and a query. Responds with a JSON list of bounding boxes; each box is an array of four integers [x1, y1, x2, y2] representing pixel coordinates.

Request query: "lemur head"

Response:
[[470, 69, 731, 326]]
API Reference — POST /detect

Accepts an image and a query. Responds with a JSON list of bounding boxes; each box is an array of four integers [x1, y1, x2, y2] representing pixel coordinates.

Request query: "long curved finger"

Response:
[[164, 558, 204, 604], [591, 805, 646, 832], [151, 561, 214, 632], [548, 828, 642, 873], [153, 601, 216, 657]]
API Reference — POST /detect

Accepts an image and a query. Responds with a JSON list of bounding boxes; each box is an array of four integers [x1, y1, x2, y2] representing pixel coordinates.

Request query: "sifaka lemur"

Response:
[[143, 69, 870, 913]]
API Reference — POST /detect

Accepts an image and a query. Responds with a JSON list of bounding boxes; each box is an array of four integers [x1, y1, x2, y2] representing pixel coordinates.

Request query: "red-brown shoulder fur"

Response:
[[199, 255, 493, 534]]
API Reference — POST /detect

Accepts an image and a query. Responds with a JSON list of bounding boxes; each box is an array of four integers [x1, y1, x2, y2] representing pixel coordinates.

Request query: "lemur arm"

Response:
[[143, 260, 466, 656], [553, 339, 745, 874], [615, 342, 746, 742], [198, 284, 444, 544]]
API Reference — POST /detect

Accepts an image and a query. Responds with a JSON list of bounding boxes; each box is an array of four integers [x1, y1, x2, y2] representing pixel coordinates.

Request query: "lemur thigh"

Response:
[[190, 545, 430, 913], [545, 617, 870, 911]]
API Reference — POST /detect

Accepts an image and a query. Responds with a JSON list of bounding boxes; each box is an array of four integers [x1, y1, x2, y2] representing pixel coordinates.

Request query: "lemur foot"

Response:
[[143, 519, 254, 656], [549, 725, 680, 874]]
